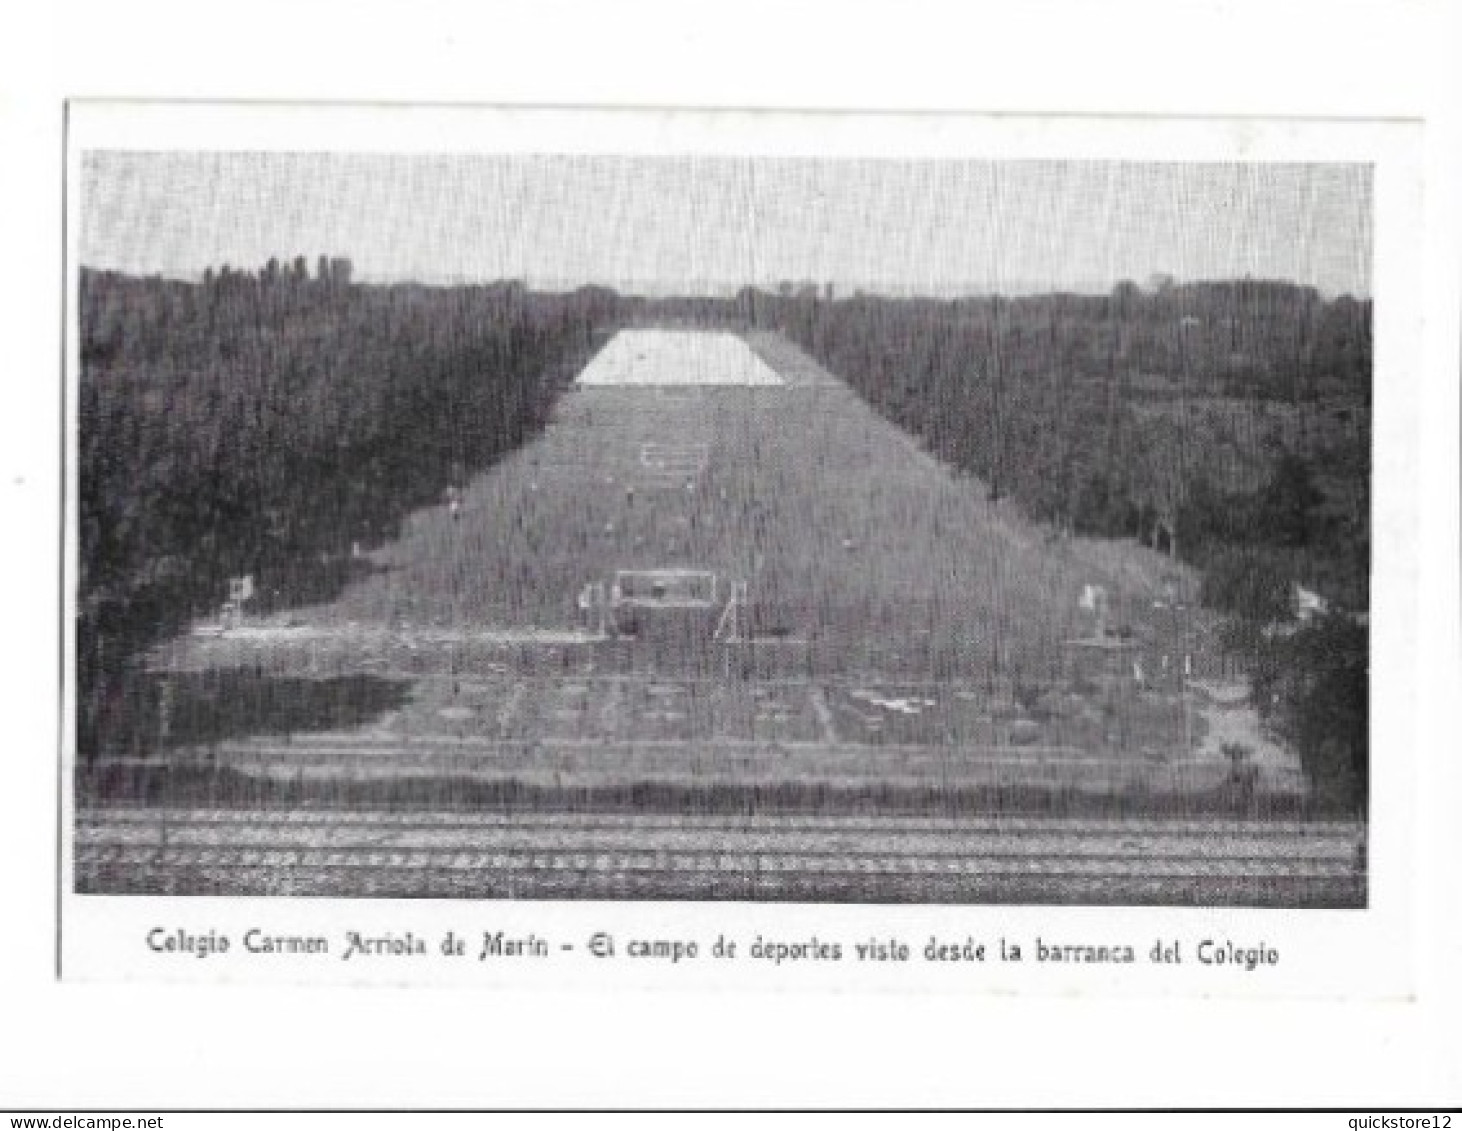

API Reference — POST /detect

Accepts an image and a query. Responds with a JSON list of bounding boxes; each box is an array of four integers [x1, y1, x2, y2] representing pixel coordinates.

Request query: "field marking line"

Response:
[[143, 668, 1017, 698], [166, 737, 1092, 758]]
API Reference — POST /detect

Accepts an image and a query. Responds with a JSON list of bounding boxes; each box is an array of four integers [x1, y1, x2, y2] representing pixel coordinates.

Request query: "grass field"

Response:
[[123, 329, 1301, 812], [206, 329, 1200, 675]]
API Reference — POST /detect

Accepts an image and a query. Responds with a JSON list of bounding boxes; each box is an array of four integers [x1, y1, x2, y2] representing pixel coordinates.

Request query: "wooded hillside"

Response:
[[79, 266, 620, 752]]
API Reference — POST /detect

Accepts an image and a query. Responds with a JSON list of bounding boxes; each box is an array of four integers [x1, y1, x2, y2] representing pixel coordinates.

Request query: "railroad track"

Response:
[[75, 809, 1365, 906]]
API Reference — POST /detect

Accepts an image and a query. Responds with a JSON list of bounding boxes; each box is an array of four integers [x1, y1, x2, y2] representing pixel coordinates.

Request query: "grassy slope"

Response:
[[271, 332, 1200, 678]]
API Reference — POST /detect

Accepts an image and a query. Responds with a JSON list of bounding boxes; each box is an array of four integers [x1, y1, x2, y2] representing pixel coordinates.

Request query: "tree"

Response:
[[1250, 612, 1368, 812], [1172, 474, 1234, 555], [1071, 472, 1135, 537], [1256, 454, 1324, 548], [1201, 548, 1294, 624], [1111, 280, 1141, 318], [75, 268, 596, 763]]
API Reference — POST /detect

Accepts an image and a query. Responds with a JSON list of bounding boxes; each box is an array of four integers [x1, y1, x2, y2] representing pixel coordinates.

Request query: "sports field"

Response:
[[189, 329, 1187, 667], [140, 329, 1298, 799]]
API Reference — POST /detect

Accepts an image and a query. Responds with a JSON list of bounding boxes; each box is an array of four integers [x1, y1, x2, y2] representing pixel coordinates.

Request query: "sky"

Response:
[[82, 153, 1372, 297]]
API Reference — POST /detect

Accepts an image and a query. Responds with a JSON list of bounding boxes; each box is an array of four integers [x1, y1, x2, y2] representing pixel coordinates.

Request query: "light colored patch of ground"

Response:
[[1190, 683, 1306, 793], [1194, 703, 1294, 768], [577, 330, 784, 386]]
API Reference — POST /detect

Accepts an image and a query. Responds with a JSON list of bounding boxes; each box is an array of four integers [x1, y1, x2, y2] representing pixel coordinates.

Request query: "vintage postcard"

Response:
[[59, 103, 1423, 998]]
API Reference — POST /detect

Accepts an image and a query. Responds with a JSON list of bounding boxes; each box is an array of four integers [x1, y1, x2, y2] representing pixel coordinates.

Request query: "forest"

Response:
[[741, 281, 1369, 593], [78, 264, 617, 756]]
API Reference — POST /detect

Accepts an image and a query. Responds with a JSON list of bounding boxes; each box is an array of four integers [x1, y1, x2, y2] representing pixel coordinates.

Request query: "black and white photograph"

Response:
[[72, 130, 1374, 908]]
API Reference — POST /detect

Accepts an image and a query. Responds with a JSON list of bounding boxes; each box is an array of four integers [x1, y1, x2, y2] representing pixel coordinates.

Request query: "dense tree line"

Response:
[[742, 280, 1371, 811], [744, 282, 1367, 545], [79, 266, 622, 757], [735, 280, 1369, 598]]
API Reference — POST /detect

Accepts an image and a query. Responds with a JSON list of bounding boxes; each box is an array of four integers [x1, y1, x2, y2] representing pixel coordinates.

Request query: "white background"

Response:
[[3, 0, 1460, 1111]]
